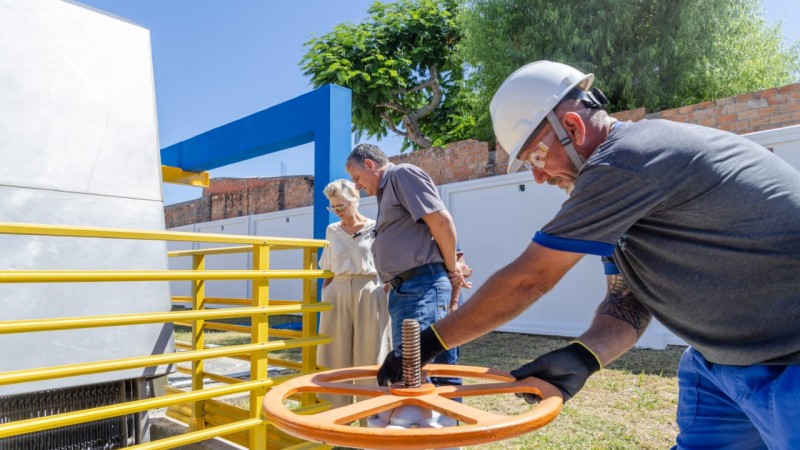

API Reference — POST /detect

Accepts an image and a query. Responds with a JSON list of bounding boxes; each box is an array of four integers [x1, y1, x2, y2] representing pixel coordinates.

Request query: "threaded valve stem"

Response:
[[401, 319, 421, 388]]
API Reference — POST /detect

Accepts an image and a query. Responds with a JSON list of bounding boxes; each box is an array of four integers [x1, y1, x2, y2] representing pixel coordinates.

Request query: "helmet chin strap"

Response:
[[546, 111, 585, 171]]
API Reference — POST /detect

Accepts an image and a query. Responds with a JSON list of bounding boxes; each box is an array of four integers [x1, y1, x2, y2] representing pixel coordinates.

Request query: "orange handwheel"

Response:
[[262, 364, 563, 449]]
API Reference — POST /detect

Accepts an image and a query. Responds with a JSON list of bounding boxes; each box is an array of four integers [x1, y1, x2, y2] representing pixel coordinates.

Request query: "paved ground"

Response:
[[148, 412, 246, 450], [146, 355, 254, 450]]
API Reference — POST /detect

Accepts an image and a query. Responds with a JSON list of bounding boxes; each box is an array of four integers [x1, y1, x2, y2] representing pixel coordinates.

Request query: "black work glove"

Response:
[[510, 342, 601, 403], [377, 325, 446, 386]]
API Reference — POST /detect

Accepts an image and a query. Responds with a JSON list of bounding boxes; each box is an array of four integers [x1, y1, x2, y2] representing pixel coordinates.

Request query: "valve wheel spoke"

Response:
[[264, 364, 563, 449], [297, 380, 387, 398], [415, 392, 503, 425], [314, 394, 404, 425]]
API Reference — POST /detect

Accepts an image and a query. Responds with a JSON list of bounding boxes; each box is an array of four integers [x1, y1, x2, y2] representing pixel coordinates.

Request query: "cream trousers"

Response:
[[316, 274, 392, 408]]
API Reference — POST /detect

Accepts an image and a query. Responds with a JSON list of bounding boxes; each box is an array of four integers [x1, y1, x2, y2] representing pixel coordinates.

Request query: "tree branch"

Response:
[[403, 115, 432, 148], [398, 64, 440, 148], [377, 102, 410, 114], [394, 78, 437, 96], [380, 64, 442, 149], [380, 112, 407, 138]]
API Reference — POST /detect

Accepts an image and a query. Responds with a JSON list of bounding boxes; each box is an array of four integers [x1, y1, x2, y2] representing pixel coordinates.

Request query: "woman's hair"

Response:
[[323, 179, 360, 207]]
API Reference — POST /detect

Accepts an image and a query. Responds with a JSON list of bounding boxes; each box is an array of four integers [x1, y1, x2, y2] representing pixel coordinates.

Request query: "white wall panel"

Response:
[[441, 172, 684, 349], [252, 208, 313, 301], [167, 224, 195, 299], [746, 124, 800, 170], [358, 196, 378, 221], [442, 173, 599, 336], [195, 218, 251, 300]]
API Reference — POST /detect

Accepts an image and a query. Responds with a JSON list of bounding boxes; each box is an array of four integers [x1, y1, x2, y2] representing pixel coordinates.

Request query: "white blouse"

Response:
[[318, 219, 378, 276]]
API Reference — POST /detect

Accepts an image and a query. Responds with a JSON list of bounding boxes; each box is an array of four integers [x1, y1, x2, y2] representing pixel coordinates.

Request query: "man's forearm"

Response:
[[436, 267, 546, 347], [423, 210, 458, 272], [579, 273, 652, 366], [434, 242, 583, 349], [578, 316, 639, 366]]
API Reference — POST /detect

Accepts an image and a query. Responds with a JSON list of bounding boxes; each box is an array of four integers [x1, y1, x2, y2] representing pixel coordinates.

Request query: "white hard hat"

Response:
[[490, 61, 594, 174]]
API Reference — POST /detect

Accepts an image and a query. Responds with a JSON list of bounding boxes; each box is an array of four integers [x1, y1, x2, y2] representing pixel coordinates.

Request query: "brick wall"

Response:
[[164, 196, 211, 229], [646, 84, 800, 134], [165, 83, 800, 227], [165, 176, 314, 228], [389, 139, 505, 186]]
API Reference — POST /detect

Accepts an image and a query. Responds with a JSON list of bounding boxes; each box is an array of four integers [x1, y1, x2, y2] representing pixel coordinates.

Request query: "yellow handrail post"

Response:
[[249, 243, 269, 450], [189, 253, 207, 431], [300, 247, 321, 407]]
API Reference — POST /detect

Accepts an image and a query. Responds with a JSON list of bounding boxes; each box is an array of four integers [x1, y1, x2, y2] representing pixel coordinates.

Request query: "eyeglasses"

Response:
[[326, 203, 348, 213], [520, 129, 556, 170]]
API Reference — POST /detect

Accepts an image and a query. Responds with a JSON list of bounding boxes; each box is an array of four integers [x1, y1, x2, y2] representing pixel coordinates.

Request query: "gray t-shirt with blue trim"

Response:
[[536, 119, 800, 365]]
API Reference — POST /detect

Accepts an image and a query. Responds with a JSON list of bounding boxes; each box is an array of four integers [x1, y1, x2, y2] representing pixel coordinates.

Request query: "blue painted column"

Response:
[[310, 84, 351, 240]]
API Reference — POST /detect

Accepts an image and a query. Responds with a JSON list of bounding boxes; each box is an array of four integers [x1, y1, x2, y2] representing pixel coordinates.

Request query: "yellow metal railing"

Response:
[[0, 222, 334, 450]]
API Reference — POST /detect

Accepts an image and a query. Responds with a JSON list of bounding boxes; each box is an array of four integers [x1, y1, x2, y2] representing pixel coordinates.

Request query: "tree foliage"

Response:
[[460, 0, 800, 142], [301, 0, 473, 151]]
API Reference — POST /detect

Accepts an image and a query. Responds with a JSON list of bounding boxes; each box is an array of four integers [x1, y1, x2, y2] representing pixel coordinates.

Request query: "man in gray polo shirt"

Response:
[[345, 143, 470, 387], [377, 61, 800, 448]]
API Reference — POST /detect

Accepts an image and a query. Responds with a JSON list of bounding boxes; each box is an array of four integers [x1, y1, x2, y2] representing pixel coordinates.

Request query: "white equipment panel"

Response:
[[0, 0, 173, 395]]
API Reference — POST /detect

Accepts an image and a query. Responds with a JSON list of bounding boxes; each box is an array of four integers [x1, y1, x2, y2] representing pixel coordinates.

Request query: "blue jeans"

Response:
[[388, 269, 461, 388], [672, 347, 800, 450]]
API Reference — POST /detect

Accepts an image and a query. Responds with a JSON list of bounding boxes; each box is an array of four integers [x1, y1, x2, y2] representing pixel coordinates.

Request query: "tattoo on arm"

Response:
[[597, 274, 652, 337]]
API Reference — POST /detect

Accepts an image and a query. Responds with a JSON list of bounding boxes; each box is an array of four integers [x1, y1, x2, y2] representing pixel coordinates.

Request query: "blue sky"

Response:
[[76, 0, 799, 205]]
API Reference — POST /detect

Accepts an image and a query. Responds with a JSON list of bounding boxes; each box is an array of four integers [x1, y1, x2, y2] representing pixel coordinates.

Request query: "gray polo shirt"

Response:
[[535, 120, 800, 365], [372, 163, 446, 282]]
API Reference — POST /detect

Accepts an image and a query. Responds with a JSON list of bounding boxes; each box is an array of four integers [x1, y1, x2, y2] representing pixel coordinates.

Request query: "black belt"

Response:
[[387, 263, 446, 289]]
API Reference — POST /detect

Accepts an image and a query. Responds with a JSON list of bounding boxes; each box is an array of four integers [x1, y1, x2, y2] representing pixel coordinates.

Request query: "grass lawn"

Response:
[[175, 319, 684, 449], [458, 332, 683, 450]]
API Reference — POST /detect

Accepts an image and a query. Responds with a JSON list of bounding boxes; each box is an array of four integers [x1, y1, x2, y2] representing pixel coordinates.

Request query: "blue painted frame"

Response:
[[160, 84, 351, 240]]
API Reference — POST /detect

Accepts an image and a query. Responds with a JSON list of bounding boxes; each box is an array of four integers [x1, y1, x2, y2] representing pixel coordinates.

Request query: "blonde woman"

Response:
[[317, 179, 392, 408]]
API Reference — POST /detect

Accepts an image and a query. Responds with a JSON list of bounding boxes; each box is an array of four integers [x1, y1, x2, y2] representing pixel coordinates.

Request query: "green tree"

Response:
[[301, 0, 473, 151], [460, 0, 800, 142]]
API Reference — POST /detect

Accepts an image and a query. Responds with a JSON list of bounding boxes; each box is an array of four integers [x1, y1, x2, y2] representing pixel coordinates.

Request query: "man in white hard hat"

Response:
[[378, 60, 800, 448]]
